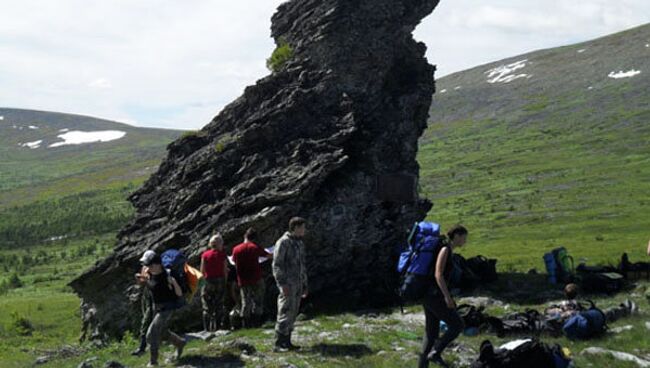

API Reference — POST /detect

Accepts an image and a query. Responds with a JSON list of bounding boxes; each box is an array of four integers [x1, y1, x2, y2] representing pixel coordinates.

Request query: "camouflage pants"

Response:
[[275, 283, 302, 335], [139, 288, 154, 339], [202, 277, 226, 328], [240, 279, 265, 319]]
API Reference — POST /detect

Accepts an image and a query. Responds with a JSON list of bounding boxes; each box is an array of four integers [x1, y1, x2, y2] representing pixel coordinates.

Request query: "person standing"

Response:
[[131, 250, 155, 355], [272, 217, 308, 352], [136, 253, 186, 367], [420, 225, 468, 368], [200, 234, 228, 331], [232, 228, 272, 328]]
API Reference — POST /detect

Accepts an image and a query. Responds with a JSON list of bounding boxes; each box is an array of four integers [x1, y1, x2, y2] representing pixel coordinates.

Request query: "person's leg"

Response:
[[418, 297, 440, 368], [605, 299, 637, 323], [214, 278, 226, 330], [146, 310, 169, 365], [253, 279, 266, 326], [241, 285, 253, 327], [430, 297, 464, 356], [133, 290, 152, 355], [167, 330, 187, 361], [275, 284, 300, 350], [285, 285, 302, 349]]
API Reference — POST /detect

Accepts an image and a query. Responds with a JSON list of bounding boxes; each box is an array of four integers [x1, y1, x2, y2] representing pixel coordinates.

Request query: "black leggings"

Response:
[[418, 295, 464, 368]]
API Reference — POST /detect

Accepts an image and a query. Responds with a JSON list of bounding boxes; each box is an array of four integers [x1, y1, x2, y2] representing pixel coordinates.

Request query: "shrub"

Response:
[[8, 273, 23, 289], [10, 311, 34, 336], [266, 41, 293, 72]]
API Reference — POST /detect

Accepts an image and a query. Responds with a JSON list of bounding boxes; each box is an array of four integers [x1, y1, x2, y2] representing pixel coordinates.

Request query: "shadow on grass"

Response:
[[176, 353, 244, 367], [309, 343, 373, 357]]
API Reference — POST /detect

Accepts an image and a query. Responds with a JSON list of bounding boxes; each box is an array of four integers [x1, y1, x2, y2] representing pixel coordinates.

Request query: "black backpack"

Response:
[[466, 255, 498, 283], [457, 304, 488, 329], [471, 339, 566, 368], [579, 272, 624, 294], [450, 254, 480, 290]]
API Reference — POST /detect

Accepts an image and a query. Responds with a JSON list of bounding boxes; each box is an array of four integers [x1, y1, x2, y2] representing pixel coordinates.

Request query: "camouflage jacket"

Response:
[[272, 232, 308, 289]]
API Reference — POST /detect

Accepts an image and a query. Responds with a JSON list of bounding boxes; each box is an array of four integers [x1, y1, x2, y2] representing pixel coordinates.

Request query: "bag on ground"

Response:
[[543, 247, 574, 284], [466, 255, 498, 283], [470, 338, 568, 368], [579, 272, 624, 294], [562, 301, 606, 339]]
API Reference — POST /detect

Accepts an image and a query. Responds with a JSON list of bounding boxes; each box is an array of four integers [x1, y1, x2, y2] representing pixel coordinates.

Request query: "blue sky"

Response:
[[1, 0, 648, 130]]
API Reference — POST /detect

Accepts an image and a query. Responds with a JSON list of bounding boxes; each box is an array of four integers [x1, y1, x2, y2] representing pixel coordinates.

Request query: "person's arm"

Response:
[[135, 265, 149, 285], [435, 247, 455, 309], [272, 240, 289, 296], [200, 256, 206, 276], [647, 239, 650, 256], [169, 276, 183, 297], [300, 242, 308, 297]]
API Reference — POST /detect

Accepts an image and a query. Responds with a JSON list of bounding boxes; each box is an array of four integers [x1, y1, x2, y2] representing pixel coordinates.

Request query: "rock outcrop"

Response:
[[71, 0, 439, 338]]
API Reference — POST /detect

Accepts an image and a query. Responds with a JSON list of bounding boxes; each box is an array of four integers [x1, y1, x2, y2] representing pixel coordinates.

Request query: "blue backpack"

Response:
[[562, 302, 606, 339], [161, 249, 190, 295], [397, 222, 444, 302]]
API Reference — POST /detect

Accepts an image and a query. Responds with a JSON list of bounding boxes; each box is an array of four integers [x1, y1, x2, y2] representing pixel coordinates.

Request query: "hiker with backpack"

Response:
[[131, 250, 156, 356], [272, 217, 308, 352], [420, 225, 469, 368], [136, 253, 187, 367], [232, 227, 272, 328], [200, 233, 228, 332]]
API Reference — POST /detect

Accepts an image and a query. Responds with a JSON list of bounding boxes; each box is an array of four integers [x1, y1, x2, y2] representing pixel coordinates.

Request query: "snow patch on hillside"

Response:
[[608, 70, 641, 79], [29, 125, 39, 130], [59, 128, 69, 132], [577, 49, 586, 53], [486, 60, 529, 84], [20, 140, 43, 149], [0, 116, 4, 121], [49, 130, 126, 148]]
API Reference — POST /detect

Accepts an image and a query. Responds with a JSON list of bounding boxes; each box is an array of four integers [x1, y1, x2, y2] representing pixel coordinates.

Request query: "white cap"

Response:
[[139, 250, 156, 265], [209, 234, 223, 245]]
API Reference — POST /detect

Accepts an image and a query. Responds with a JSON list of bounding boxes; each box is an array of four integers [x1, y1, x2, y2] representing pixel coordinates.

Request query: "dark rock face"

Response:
[[71, 0, 439, 338]]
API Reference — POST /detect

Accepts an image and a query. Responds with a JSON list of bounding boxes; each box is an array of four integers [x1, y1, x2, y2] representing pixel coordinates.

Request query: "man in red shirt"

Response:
[[232, 227, 272, 328], [200, 233, 227, 331]]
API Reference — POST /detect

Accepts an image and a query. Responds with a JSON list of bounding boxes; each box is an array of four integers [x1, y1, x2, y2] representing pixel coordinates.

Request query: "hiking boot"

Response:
[[131, 336, 147, 356], [427, 351, 450, 368], [285, 334, 301, 351], [273, 332, 289, 352], [624, 299, 639, 315]]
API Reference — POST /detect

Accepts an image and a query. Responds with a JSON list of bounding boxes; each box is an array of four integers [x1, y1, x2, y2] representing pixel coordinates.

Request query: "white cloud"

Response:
[[416, 0, 650, 76], [88, 78, 112, 89], [0, 0, 648, 129]]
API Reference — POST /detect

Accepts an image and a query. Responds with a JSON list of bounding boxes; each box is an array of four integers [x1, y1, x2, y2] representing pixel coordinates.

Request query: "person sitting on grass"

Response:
[[545, 283, 637, 323]]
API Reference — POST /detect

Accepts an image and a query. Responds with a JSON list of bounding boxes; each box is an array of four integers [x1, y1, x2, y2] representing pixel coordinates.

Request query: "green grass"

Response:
[[0, 235, 115, 367], [418, 87, 650, 271], [9, 282, 646, 367]]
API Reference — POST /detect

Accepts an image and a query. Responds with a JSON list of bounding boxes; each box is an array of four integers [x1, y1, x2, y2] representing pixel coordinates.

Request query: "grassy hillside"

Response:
[[419, 23, 650, 270], [0, 108, 182, 247]]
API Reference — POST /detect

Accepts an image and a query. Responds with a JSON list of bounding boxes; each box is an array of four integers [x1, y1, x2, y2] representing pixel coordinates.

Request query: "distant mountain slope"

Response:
[[418, 23, 650, 268], [0, 108, 181, 197], [0, 108, 183, 247]]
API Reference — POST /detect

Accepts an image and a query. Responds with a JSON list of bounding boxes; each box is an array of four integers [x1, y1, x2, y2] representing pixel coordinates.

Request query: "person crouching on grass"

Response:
[[136, 253, 186, 367]]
